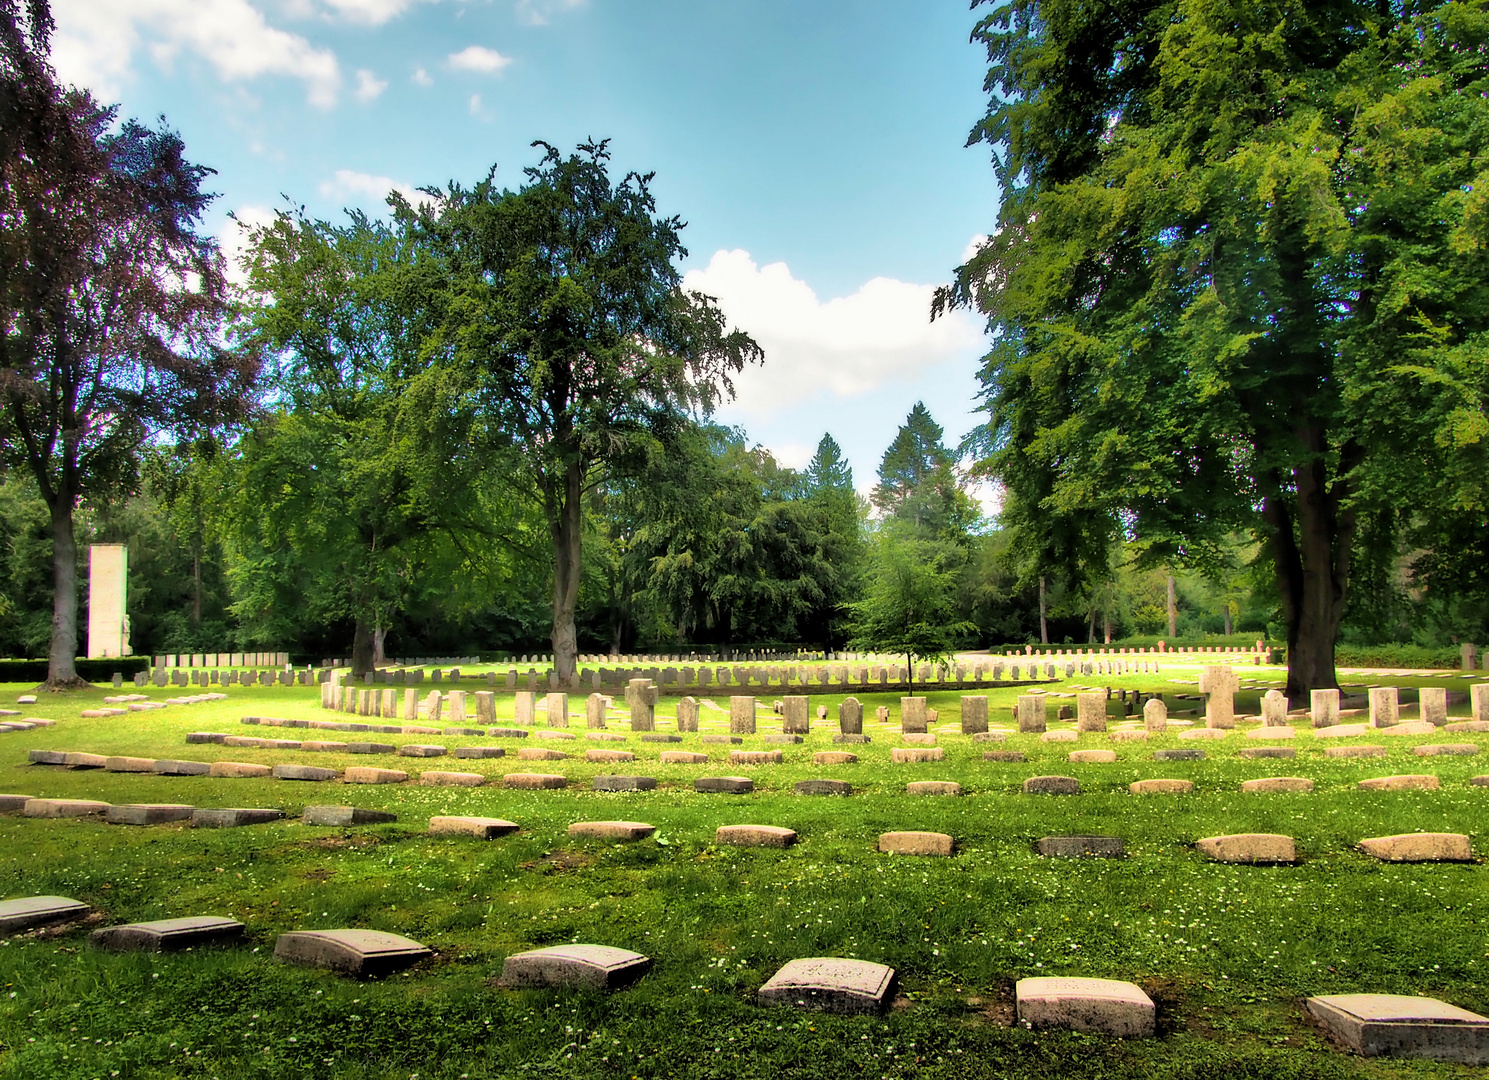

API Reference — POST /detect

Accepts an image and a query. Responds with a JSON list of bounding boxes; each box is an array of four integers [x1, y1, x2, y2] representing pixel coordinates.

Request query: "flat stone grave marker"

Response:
[[1154, 749, 1204, 761], [1324, 745, 1386, 758], [106, 804, 195, 825], [91, 916, 243, 952], [1415, 743, 1478, 756], [398, 745, 447, 758], [274, 929, 431, 977], [1358, 774, 1438, 791], [660, 751, 707, 764], [499, 944, 651, 990], [1069, 749, 1117, 763], [890, 747, 943, 763], [695, 776, 753, 794], [1238, 747, 1295, 759], [63, 752, 106, 768], [209, 762, 272, 778], [758, 957, 896, 1014], [1359, 833, 1472, 862], [1037, 836, 1124, 858], [344, 767, 408, 785], [429, 816, 519, 838], [1130, 779, 1194, 794], [568, 821, 655, 841], [1196, 833, 1296, 863], [1306, 993, 1489, 1064], [906, 780, 961, 796], [302, 806, 397, 826], [273, 764, 337, 782], [879, 831, 953, 856], [191, 808, 283, 828], [518, 747, 569, 761], [717, 824, 796, 847], [794, 779, 851, 796], [0, 895, 90, 933], [1024, 776, 1080, 795], [983, 750, 1026, 762], [592, 775, 657, 792], [0, 795, 32, 812], [504, 773, 567, 790], [454, 746, 505, 759], [1016, 977, 1155, 1037], [417, 771, 484, 787], [1241, 777, 1313, 793], [731, 750, 783, 765], [488, 728, 530, 739], [23, 798, 109, 818]]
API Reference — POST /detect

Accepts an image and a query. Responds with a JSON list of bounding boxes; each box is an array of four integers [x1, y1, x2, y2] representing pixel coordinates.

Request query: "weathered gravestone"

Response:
[[1260, 689, 1289, 726], [782, 696, 810, 735], [499, 944, 651, 990], [1199, 665, 1238, 729], [675, 696, 699, 732], [1016, 977, 1155, 1037], [900, 697, 928, 734], [960, 695, 988, 735], [729, 696, 757, 735], [274, 929, 430, 977], [91, 916, 243, 952], [837, 697, 863, 735], [586, 693, 607, 729], [758, 958, 896, 1014], [1370, 687, 1400, 727], [1311, 688, 1340, 728], [1420, 687, 1448, 726], [1076, 692, 1107, 732], [1017, 695, 1048, 734], [514, 692, 536, 726], [1306, 994, 1489, 1064]]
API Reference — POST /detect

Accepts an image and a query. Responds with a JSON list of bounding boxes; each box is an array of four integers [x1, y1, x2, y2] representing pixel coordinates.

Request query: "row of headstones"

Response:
[[133, 668, 317, 690], [1002, 642, 1265, 656], [153, 652, 288, 668], [1195, 668, 1486, 729]]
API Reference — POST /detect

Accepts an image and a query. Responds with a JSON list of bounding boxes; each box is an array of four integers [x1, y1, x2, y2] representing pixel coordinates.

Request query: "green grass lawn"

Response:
[[0, 668, 1485, 1079]]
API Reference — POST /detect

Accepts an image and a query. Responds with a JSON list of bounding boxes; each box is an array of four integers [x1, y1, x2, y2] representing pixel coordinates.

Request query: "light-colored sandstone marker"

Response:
[[1024, 776, 1080, 795], [517, 747, 569, 761], [660, 751, 708, 764], [1359, 833, 1472, 862], [91, 916, 242, 952], [105, 804, 194, 825], [813, 751, 856, 765], [23, 798, 109, 818], [302, 805, 396, 826], [1306, 994, 1489, 1064], [416, 771, 485, 787], [428, 816, 518, 838], [499, 944, 650, 990], [0, 895, 90, 933], [272, 764, 337, 782], [758, 957, 896, 1014], [585, 749, 636, 764], [1196, 833, 1296, 863], [1016, 977, 1155, 1037], [1358, 774, 1439, 791], [1240, 777, 1314, 794], [890, 747, 944, 763], [1414, 744, 1477, 756], [906, 780, 961, 796], [1041, 730, 1078, 743], [1130, 779, 1193, 795], [1069, 749, 1117, 763], [717, 824, 796, 847], [878, 831, 953, 856], [730, 750, 783, 765], [503, 772, 567, 790], [1323, 745, 1385, 758], [343, 767, 407, 785], [569, 821, 655, 841], [274, 929, 430, 977], [104, 756, 156, 773]]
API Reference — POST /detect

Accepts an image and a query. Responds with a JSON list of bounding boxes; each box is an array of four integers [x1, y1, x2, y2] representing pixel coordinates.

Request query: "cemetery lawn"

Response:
[[1, 674, 1486, 1079]]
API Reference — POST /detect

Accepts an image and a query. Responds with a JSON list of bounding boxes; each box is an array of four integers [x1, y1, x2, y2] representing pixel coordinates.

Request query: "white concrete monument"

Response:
[[87, 544, 130, 658]]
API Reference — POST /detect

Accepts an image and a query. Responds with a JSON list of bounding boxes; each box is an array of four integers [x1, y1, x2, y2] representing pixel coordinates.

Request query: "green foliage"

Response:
[[943, 0, 1489, 691], [872, 403, 981, 542], [848, 523, 975, 677]]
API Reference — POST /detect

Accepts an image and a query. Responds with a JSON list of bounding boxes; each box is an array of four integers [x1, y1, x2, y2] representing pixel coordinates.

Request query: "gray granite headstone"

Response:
[[0, 895, 90, 933], [302, 806, 397, 826], [274, 929, 430, 977], [592, 775, 658, 792], [91, 916, 243, 951], [1306, 994, 1489, 1064], [758, 957, 896, 1014], [694, 776, 753, 794], [106, 804, 195, 826], [499, 944, 650, 990]]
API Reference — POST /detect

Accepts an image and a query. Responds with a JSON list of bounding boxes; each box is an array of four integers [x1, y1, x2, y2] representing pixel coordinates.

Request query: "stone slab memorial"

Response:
[[429, 816, 519, 838], [417, 771, 485, 787], [91, 916, 243, 952], [900, 697, 928, 734], [1370, 687, 1401, 728], [569, 821, 655, 841], [890, 747, 943, 763], [813, 751, 856, 765], [794, 779, 851, 796], [503, 772, 568, 790], [1069, 749, 1117, 763], [343, 767, 408, 785], [153, 759, 212, 776], [499, 944, 651, 991], [1130, 779, 1194, 794], [1076, 693, 1107, 733], [730, 750, 783, 765], [190, 808, 284, 828], [302, 805, 397, 826], [1017, 695, 1048, 734], [592, 775, 657, 792], [0, 895, 90, 933], [1016, 977, 1155, 1038], [1414, 743, 1478, 756], [105, 804, 195, 825], [675, 696, 699, 733], [1311, 688, 1341, 728], [1359, 833, 1472, 862], [1198, 665, 1239, 729], [274, 929, 431, 977], [1196, 833, 1296, 863], [660, 751, 707, 764], [717, 824, 796, 847], [454, 746, 505, 759], [906, 780, 961, 796], [1306, 993, 1489, 1064], [781, 696, 810, 735], [960, 695, 989, 735], [1358, 774, 1439, 791], [694, 776, 753, 794], [878, 831, 953, 856], [273, 764, 338, 782], [729, 696, 757, 735], [1240, 777, 1313, 793], [983, 750, 1026, 762], [1024, 776, 1080, 795], [23, 798, 109, 818], [1153, 748, 1204, 761], [1420, 687, 1449, 726], [1143, 698, 1169, 733], [1037, 836, 1124, 858], [1324, 745, 1387, 758], [758, 958, 896, 1014]]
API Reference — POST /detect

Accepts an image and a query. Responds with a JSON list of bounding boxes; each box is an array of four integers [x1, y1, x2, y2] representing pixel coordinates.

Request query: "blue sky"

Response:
[[54, 0, 1000, 496]]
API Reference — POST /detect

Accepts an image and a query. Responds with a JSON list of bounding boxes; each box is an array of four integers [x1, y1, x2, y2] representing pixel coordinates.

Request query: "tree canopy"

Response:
[[939, 0, 1489, 694]]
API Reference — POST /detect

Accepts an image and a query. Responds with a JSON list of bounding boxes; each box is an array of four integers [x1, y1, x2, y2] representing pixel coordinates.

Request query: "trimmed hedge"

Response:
[[1333, 643, 1462, 670], [0, 658, 152, 685]]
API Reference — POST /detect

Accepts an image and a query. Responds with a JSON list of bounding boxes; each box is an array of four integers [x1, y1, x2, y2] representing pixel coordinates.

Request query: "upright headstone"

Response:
[[1076, 692, 1107, 732], [729, 696, 757, 735], [676, 696, 699, 732], [402, 689, 417, 722], [545, 692, 569, 728], [381, 689, 396, 718], [1017, 695, 1048, 734], [1473, 683, 1489, 725], [1311, 688, 1340, 728], [1370, 687, 1400, 728], [475, 691, 495, 725], [1420, 686, 1448, 726], [960, 696, 988, 735], [782, 696, 810, 735], [900, 697, 928, 734], [630, 692, 655, 732], [586, 693, 607, 728], [1199, 665, 1239, 729], [1464, 642, 1478, 671], [839, 697, 863, 735], [514, 691, 537, 726], [1143, 697, 1168, 733], [1261, 689, 1289, 726], [448, 690, 467, 725]]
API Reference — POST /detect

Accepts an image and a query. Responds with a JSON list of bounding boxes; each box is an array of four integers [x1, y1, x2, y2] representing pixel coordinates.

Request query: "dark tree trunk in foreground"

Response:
[[351, 618, 374, 675], [45, 499, 86, 688], [1264, 430, 1361, 700], [550, 459, 582, 685]]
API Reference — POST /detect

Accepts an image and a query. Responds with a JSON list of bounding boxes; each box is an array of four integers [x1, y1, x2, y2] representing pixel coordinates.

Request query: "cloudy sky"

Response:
[[51, 0, 1000, 496]]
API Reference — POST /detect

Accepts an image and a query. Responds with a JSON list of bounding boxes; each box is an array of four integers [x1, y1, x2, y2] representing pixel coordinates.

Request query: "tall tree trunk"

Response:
[[372, 625, 387, 667], [1087, 606, 1096, 644], [45, 498, 86, 688], [1038, 576, 1048, 644], [1264, 432, 1358, 698], [1103, 610, 1113, 645], [1166, 574, 1177, 638], [1223, 605, 1232, 636], [191, 547, 202, 626], [351, 618, 374, 675], [550, 459, 583, 684]]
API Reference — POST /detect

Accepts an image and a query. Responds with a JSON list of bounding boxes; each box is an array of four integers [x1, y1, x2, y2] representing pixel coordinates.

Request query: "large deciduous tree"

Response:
[[938, 0, 1489, 695], [413, 140, 762, 682], [0, 0, 253, 687]]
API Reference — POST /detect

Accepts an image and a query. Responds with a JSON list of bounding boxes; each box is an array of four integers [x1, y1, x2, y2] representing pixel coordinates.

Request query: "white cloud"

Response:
[[516, 0, 585, 26], [317, 0, 434, 24], [354, 68, 388, 101], [412, 66, 433, 86], [217, 205, 278, 288], [447, 45, 513, 74], [961, 234, 988, 264], [319, 168, 426, 209], [682, 249, 986, 417], [468, 93, 483, 116], [52, 0, 341, 107]]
